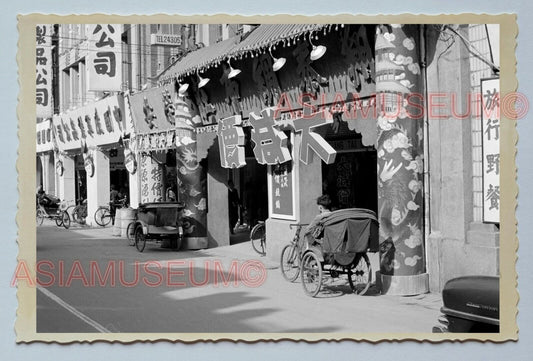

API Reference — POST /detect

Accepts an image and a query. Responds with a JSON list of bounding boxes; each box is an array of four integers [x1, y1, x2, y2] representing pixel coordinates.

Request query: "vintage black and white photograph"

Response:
[[16, 16, 516, 342]]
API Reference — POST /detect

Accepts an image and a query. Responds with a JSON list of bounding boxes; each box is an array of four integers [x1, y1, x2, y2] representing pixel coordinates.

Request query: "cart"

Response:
[[299, 208, 379, 297], [36, 195, 71, 229], [131, 202, 185, 252]]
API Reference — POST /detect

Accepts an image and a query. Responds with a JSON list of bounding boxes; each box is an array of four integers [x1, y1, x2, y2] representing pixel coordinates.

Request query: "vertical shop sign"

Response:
[[140, 154, 164, 203], [87, 24, 122, 91], [481, 77, 500, 223], [217, 115, 246, 168], [36, 24, 52, 118], [269, 161, 295, 220]]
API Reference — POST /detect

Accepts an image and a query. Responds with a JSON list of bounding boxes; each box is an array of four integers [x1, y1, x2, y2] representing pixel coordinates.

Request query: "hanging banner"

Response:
[[87, 24, 122, 91], [51, 95, 125, 151], [269, 161, 295, 220], [481, 77, 500, 223], [36, 24, 53, 118]]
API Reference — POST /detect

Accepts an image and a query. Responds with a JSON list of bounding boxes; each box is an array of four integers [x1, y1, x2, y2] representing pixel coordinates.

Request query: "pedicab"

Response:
[[36, 194, 71, 229], [130, 202, 185, 252], [299, 208, 379, 297]]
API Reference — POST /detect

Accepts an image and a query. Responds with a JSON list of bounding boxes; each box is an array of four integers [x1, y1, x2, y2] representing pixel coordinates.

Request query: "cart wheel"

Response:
[[135, 227, 146, 252], [250, 223, 266, 255], [171, 235, 182, 251], [280, 244, 300, 282], [36, 208, 45, 226], [94, 207, 111, 227], [348, 253, 372, 295], [55, 214, 63, 227], [301, 252, 323, 297], [126, 222, 136, 246], [61, 211, 71, 229]]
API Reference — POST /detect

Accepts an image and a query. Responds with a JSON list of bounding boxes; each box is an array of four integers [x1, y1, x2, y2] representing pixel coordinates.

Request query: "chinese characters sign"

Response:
[[481, 78, 500, 223], [36, 24, 52, 118], [87, 24, 122, 91], [51, 95, 125, 151], [269, 162, 295, 220], [217, 115, 246, 168], [140, 154, 164, 203], [249, 107, 291, 165]]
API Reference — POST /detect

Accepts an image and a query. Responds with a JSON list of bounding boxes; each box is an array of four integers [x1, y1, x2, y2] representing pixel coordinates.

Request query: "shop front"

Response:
[[127, 85, 209, 249], [50, 94, 128, 226]]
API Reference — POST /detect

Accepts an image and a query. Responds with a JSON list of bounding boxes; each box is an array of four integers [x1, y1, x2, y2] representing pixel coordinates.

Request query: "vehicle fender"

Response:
[[302, 247, 324, 263], [135, 221, 148, 235]]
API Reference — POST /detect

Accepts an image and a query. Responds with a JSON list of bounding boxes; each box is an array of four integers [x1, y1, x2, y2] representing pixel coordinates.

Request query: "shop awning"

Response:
[[158, 24, 328, 80], [227, 24, 327, 58]]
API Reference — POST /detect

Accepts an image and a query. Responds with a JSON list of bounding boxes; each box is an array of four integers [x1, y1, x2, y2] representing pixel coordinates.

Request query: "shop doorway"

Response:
[[228, 128, 269, 245], [322, 122, 378, 212], [322, 150, 377, 212], [75, 155, 87, 202], [109, 147, 130, 201]]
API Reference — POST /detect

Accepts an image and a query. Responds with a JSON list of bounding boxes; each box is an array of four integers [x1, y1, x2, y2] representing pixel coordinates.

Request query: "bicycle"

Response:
[[280, 223, 308, 282], [250, 221, 266, 256], [94, 197, 128, 227], [65, 198, 87, 224]]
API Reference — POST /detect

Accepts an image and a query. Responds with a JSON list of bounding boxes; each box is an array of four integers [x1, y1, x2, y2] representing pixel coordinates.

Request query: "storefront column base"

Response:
[[182, 237, 208, 250], [380, 273, 429, 296]]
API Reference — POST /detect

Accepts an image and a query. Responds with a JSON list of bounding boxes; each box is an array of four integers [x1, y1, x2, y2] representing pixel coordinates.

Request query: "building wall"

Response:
[[425, 25, 499, 292]]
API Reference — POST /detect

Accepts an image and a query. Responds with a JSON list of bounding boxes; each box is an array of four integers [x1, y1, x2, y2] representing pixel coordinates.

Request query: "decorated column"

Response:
[[375, 24, 428, 295], [174, 93, 208, 250]]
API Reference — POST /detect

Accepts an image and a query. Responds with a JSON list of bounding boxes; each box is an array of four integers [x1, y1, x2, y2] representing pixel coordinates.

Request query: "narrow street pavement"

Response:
[[36, 221, 442, 334]]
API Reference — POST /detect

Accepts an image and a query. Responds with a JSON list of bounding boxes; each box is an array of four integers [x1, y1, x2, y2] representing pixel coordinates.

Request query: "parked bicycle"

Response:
[[94, 197, 128, 227], [250, 221, 266, 256], [279, 223, 308, 282], [65, 198, 87, 224]]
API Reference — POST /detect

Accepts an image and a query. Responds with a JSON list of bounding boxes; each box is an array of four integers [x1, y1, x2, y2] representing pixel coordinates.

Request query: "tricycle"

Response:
[[129, 202, 185, 252], [299, 208, 379, 297], [36, 194, 71, 229]]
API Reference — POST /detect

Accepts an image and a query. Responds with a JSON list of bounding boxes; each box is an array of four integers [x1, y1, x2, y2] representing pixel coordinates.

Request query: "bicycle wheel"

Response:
[[61, 211, 71, 229], [94, 207, 111, 227], [301, 252, 323, 297], [126, 222, 136, 246], [348, 253, 372, 295], [54, 213, 63, 227], [280, 244, 300, 282], [250, 223, 266, 255], [135, 227, 146, 252], [36, 208, 45, 226]]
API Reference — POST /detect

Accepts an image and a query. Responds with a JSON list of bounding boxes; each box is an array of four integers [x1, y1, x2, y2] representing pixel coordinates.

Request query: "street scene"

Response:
[[36, 220, 442, 333], [32, 22, 502, 336]]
